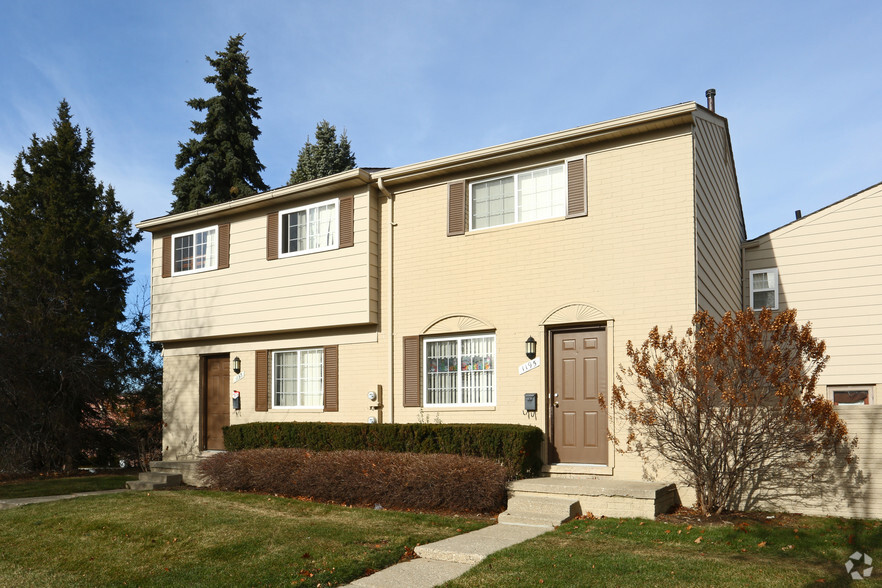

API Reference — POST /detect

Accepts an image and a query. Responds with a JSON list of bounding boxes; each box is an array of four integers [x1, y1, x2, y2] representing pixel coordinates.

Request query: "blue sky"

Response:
[[1, 1, 880, 290]]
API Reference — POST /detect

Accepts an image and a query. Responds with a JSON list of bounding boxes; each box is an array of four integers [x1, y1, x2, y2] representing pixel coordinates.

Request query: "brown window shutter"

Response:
[[403, 335, 421, 407], [566, 157, 587, 218], [323, 345, 339, 412], [266, 212, 278, 261], [161, 235, 172, 278], [217, 224, 230, 269], [339, 195, 354, 248], [447, 181, 467, 236], [255, 350, 268, 411]]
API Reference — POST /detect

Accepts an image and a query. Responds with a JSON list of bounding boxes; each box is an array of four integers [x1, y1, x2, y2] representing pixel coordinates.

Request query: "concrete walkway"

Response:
[[345, 522, 552, 588], [0, 489, 128, 510]]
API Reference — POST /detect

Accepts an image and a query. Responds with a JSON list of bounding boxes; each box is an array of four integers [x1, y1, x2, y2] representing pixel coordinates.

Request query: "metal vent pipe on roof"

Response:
[[706, 89, 716, 112], [795, 210, 802, 220]]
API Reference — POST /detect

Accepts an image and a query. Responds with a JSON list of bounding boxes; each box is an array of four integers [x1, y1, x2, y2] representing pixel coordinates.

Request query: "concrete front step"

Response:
[[498, 495, 580, 527], [125, 472, 183, 491], [507, 477, 680, 520], [139, 472, 183, 484], [149, 460, 206, 486]]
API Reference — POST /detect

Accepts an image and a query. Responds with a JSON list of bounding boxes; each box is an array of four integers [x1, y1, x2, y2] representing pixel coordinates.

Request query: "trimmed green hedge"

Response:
[[223, 422, 544, 478]]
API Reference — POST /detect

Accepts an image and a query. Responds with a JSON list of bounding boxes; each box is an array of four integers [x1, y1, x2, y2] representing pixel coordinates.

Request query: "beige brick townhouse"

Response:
[[137, 101, 880, 517]]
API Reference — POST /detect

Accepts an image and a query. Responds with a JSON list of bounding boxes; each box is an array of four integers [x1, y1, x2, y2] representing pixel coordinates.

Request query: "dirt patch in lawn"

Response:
[[657, 505, 805, 528]]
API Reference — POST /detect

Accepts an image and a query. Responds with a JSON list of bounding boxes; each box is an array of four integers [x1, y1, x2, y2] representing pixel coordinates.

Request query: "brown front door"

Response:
[[203, 356, 230, 450], [550, 328, 608, 464]]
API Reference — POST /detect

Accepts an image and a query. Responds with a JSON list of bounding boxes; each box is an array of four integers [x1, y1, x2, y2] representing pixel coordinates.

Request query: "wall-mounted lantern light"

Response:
[[525, 336, 537, 360], [232, 356, 241, 374]]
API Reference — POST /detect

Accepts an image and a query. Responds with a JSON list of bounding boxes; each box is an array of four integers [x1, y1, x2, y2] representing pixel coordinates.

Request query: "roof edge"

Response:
[[373, 102, 701, 185], [745, 180, 882, 243], [136, 168, 372, 231]]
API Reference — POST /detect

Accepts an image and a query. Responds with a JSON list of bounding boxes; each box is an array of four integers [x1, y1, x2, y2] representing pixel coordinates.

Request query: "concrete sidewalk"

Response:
[[345, 522, 552, 588], [0, 489, 128, 510]]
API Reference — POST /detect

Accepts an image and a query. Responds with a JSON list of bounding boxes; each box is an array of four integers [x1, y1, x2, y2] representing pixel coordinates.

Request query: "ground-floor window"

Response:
[[272, 348, 324, 408], [423, 334, 495, 406]]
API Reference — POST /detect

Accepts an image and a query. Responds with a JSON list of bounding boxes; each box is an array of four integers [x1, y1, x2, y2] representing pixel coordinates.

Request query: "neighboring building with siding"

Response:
[[743, 182, 882, 518]]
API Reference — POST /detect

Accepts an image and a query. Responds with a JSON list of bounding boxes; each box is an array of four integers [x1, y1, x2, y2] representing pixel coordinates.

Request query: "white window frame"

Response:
[[171, 225, 218, 276], [749, 268, 779, 310], [271, 348, 324, 409], [422, 333, 496, 408], [827, 385, 874, 406], [278, 198, 339, 258], [469, 163, 567, 231]]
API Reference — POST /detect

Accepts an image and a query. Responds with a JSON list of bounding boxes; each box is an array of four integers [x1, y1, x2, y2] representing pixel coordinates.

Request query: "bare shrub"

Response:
[[198, 448, 507, 513], [609, 308, 858, 516]]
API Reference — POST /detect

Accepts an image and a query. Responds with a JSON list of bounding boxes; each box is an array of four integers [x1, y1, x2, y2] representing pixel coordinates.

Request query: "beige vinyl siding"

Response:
[[160, 327, 386, 434], [743, 183, 882, 387], [161, 354, 201, 460], [389, 130, 698, 480], [693, 112, 744, 318], [750, 406, 882, 519], [150, 189, 376, 342]]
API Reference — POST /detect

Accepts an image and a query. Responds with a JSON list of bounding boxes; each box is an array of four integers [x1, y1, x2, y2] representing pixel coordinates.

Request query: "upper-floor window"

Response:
[[272, 348, 324, 409], [172, 226, 218, 275], [749, 268, 779, 309], [470, 164, 567, 230], [279, 198, 338, 257], [423, 333, 495, 407]]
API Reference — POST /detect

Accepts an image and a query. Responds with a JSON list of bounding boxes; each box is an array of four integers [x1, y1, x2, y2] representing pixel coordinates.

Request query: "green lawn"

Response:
[[0, 474, 136, 499], [4, 489, 880, 587], [444, 515, 882, 587], [0, 489, 488, 587]]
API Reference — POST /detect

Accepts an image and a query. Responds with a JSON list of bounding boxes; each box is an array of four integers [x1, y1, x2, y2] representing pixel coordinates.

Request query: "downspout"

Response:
[[378, 177, 396, 424]]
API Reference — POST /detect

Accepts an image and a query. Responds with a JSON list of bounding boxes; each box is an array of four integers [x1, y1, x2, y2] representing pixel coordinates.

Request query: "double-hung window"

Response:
[[470, 164, 566, 230], [172, 226, 218, 275], [749, 268, 779, 309], [279, 199, 338, 257], [272, 348, 324, 409], [423, 334, 495, 406]]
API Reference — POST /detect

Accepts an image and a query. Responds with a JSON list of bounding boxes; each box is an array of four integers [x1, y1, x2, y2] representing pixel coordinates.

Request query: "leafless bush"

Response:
[[609, 308, 858, 516], [198, 448, 507, 513]]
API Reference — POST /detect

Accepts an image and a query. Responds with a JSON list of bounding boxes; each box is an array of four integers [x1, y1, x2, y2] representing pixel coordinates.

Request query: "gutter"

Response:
[[377, 177, 396, 424]]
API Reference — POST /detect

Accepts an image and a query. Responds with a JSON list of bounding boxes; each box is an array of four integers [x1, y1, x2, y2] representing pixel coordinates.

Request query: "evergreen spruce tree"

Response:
[[171, 34, 268, 213], [289, 120, 356, 185], [0, 101, 141, 470]]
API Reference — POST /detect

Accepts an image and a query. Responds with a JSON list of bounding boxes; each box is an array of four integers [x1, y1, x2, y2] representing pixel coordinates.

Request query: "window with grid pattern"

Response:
[[750, 268, 779, 309], [471, 164, 566, 230], [423, 334, 495, 406], [172, 226, 218, 275]]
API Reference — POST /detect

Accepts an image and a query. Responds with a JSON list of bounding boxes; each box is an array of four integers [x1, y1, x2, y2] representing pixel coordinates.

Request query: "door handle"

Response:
[[554, 402, 560, 408]]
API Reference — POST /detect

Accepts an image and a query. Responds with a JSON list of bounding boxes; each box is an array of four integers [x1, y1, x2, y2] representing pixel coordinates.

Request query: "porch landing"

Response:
[[502, 478, 680, 522], [149, 459, 206, 486]]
